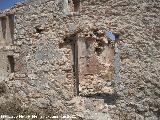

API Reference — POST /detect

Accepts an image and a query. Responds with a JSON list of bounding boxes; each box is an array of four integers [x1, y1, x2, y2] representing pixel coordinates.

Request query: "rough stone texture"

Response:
[[0, 0, 159, 120], [104, 0, 160, 120]]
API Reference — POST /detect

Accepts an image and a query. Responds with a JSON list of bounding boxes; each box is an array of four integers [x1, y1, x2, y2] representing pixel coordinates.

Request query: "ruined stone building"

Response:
[[0, 0, 159, 120]]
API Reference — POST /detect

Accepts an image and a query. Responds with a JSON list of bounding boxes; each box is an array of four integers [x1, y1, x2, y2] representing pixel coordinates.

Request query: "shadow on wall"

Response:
[[81, 93, 119, 105], [0, 81, 7, 96]]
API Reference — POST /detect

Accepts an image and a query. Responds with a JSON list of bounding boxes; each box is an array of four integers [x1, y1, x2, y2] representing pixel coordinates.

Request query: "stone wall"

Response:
[[0, 0, 159, 120], [12, 0, 76, 111]]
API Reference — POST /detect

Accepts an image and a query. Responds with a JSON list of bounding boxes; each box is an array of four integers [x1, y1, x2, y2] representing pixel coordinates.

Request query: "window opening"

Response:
[[1, 17, 6, 40], [72, 0, 80, 12], [7, 55, 15, 73], [8, 15, 14, 41]]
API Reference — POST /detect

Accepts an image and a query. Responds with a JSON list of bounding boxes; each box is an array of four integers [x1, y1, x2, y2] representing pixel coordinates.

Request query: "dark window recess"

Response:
[[7, 56, 15, 73], [72, 0, 80, 12], [35, 26, 44, 34], [68, 0, 71, 3], [71, 35, 79, 96], [8, 15, 14, 41], [95, 47, 103, 55], [115, 34, 119, 40], [59, 42, 64, 49], [1, 17, 6, 39]]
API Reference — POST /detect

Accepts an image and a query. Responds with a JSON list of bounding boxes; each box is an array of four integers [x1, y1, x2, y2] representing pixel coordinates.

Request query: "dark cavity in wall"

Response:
[[82, 93, 119, 105], [72, 0, 80, 12], [0, 14, 14, 45], [94, 38, 106, 55], [1, 17, 6, 40], [59, 36, 73, 48], [71, 34, 79, 96], [7, 55, 15, 73], [8, 15, 14, 42], [35, 26, 44, 34]]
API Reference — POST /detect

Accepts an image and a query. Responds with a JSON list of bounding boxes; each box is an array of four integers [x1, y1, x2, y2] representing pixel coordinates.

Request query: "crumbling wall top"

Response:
[[0, 0, 30, 17]]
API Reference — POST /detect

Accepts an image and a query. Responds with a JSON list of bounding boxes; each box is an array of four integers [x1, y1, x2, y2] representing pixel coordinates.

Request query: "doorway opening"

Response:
[[62, 34, 79, 96]]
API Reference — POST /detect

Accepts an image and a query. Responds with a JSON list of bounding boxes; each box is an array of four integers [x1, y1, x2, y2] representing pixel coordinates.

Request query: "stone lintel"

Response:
[[0, 13, 7, 18], [0, 12, 14, 18]]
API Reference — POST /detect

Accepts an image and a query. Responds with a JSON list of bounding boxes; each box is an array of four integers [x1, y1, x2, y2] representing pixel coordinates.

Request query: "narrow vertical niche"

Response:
[[1, 17, 6, 40], [71, 35, 79, 96], [72, 0, 80, 12], [8, 15, 14, 41], [7, 55, 15, 73]]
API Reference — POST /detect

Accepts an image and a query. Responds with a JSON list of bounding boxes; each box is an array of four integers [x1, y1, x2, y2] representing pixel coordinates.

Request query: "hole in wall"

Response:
[[95, 47, 103, 55], [35, 28, 43, 34], [68, 0, 71, 3], [94, 40, 105, 55], [35, 26, 44, 34], [7, 55, 15, 73], [114, 33, 120, 40], [1, 17, 6, 40], [71, 36, 79, 96], [59, 43, 64, 49], [72, 0, 80, 12], [8, 15, 15, 41], [0, 15, 14, 45], [59, 36, 74, 49], [82, 93, 119, 105]]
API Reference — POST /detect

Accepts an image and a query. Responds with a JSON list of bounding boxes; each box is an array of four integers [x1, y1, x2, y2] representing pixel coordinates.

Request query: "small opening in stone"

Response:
[[7, 55, 15, 73], [8, 15, 15, 41], [68, 0, 71, 3], [95, 47, 103, 55], [1, 17, 6, 40], [59, 43, 65, 49], [72, 0, 80, 12], [35, 26, 44, 34], [114, 33, 120, 40]]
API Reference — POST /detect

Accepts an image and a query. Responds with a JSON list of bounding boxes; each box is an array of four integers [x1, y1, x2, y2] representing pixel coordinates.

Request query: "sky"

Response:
[[0, 0, 25, 10]]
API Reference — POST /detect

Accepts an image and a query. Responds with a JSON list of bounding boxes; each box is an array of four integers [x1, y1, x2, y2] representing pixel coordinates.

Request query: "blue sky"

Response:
[[0, 0, 25, 10]]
